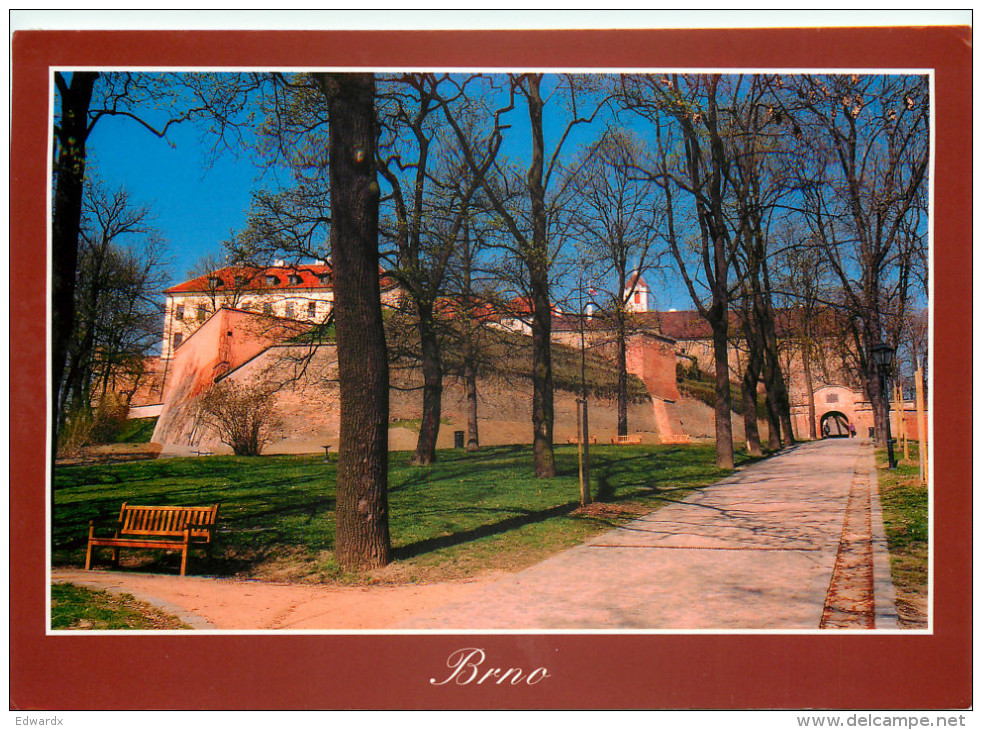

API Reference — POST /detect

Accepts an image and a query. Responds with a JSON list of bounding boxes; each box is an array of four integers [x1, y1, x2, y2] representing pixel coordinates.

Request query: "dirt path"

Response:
[[51, 569, 497, 630]]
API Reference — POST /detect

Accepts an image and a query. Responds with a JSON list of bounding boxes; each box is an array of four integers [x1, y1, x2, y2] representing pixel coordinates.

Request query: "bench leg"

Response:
[[180, 545, 189, 576], [111, 547, 120, 567], [84, 542, 93, 570]]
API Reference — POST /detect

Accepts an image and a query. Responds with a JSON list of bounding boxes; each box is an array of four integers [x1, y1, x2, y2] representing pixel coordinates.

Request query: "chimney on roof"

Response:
[[274, 259, 285, 267]]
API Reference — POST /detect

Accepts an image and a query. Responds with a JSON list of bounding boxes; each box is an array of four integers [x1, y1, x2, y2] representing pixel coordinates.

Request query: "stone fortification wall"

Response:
[[152, 343, 662, 456]]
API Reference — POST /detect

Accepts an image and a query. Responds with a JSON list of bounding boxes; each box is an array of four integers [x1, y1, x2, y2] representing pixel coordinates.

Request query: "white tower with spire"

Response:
[[624, 271, 650, 312]]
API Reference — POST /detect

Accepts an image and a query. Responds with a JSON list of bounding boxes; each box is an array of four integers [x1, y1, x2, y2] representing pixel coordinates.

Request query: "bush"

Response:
[[57, 409, 95, 458], [57, 393, 131, 457], [89, 392, 130, 443], [195, 377, 281, 456]]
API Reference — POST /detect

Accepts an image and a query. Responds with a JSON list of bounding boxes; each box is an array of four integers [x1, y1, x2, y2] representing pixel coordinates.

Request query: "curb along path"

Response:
[[821, 448, 877, 628]]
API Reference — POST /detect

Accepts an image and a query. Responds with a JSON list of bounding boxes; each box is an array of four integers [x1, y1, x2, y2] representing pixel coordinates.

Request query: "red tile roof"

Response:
[[164, 264, 399, 295], [634, 310, 715, 340], [433, 296, 501, 324], [504, 297, 563, 317]]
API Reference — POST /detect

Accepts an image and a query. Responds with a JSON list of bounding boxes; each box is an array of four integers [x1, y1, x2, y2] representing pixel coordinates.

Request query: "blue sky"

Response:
[[85, 110, 271, 286]]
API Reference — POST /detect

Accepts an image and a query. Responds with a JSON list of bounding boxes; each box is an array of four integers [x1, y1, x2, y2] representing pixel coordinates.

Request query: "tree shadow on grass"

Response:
[[391, 502, 580, 561], [387, 444, 539, 493]]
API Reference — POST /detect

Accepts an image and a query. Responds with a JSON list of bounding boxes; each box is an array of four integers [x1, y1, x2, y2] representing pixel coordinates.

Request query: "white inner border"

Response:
[[45, 65, 936, 638]]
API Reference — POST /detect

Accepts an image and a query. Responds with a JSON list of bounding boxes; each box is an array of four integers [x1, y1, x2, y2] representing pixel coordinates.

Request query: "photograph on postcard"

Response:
[[46, 68, 932, 634]]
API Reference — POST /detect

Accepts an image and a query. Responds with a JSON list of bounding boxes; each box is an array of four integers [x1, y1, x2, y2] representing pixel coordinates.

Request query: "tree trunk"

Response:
[[763, 388, 783, 450], [411, 310, 443, 465], [801, 338, 817, 440], [736, 297, 763, 457], [709, 304, 735, 469], [526, 74, 556, 478], [758, 333, 783, 451], [318, 72, 390, 571], [870, 359, 891, 448], [460, 218, 480, 453], [464, 354, 480, 451], [754, 283, 795, 448], [766, 348, 796, 446], [741, 347, 763, 457], [616, 318, 629, 437], [530, 272, 556, 477], [52, 71, 98, 439]]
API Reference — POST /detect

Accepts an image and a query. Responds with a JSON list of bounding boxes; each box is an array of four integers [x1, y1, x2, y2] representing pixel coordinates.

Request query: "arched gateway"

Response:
[[819, 410, 851, 438]]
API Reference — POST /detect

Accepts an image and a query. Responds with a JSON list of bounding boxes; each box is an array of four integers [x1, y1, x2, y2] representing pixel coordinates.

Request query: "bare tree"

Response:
[[58, 181, 169, 437], [436, 73, 608, 477], [375, 73, 494, 465], [782, 73, 929, 446], [567, 128, 664, 436], [52, 71, 212, 441], [622, 73, 749, 469], [52, 71, 99, 446]]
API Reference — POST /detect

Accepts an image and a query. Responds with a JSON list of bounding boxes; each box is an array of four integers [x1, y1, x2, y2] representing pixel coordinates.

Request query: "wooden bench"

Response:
[[610, 434, 643, 445], [85, 503, 220, 576]]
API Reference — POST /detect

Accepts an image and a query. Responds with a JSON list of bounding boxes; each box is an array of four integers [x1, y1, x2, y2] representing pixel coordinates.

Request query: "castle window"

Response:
[[175, 304, 185, 320], [235, 275, 249, 287], [263, 302, 273, 316], [288, 274, 303, 285], [266, 275, 280, 286], [284, 301, 295, 318], [197, 304, 208, 322], [826, 392, 839, 404], [634, 292, 641, 304], [308, 301, 317, 319], [318, 273, 331, 285], [208, 276, 223, 289], [173, 332, 183, 350]]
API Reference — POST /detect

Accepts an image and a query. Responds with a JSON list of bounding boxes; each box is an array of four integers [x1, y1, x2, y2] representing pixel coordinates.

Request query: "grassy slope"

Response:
[[54, 443, 742, 584], [111, 416, 158, 443], [678, 372, 769, 421], [875, 444, 929, 628]]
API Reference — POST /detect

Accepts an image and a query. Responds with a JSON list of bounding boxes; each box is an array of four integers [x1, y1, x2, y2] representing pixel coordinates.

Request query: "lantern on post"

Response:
[[871, 342, 898, 469]]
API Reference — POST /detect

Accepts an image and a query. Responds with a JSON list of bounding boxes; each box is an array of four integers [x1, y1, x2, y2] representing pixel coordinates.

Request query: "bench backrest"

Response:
[[116, 503, 220, 540]]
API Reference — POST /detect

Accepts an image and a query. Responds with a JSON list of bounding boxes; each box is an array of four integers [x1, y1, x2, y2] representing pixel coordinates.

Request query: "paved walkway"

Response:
[[399, 438, 898, 631], [53, 438, 898, 631]]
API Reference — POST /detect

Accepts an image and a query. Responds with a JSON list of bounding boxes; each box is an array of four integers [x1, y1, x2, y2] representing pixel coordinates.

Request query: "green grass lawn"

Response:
[[53, 443, 744, 584], [51, 583, 191, 630], [875, 443, 929, 628]]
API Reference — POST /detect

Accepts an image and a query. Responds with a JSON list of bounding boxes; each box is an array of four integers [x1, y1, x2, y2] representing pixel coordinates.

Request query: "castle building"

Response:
[[160, 262, 402, 360], [160, 263, 335, 361]]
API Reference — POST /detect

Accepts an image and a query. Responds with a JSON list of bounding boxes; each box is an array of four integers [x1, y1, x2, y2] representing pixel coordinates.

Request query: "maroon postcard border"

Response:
[[10, 26, 972, 710]]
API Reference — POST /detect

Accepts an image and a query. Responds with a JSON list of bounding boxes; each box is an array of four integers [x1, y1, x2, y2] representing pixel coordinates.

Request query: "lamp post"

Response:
[[871, 342, 898, 469]]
